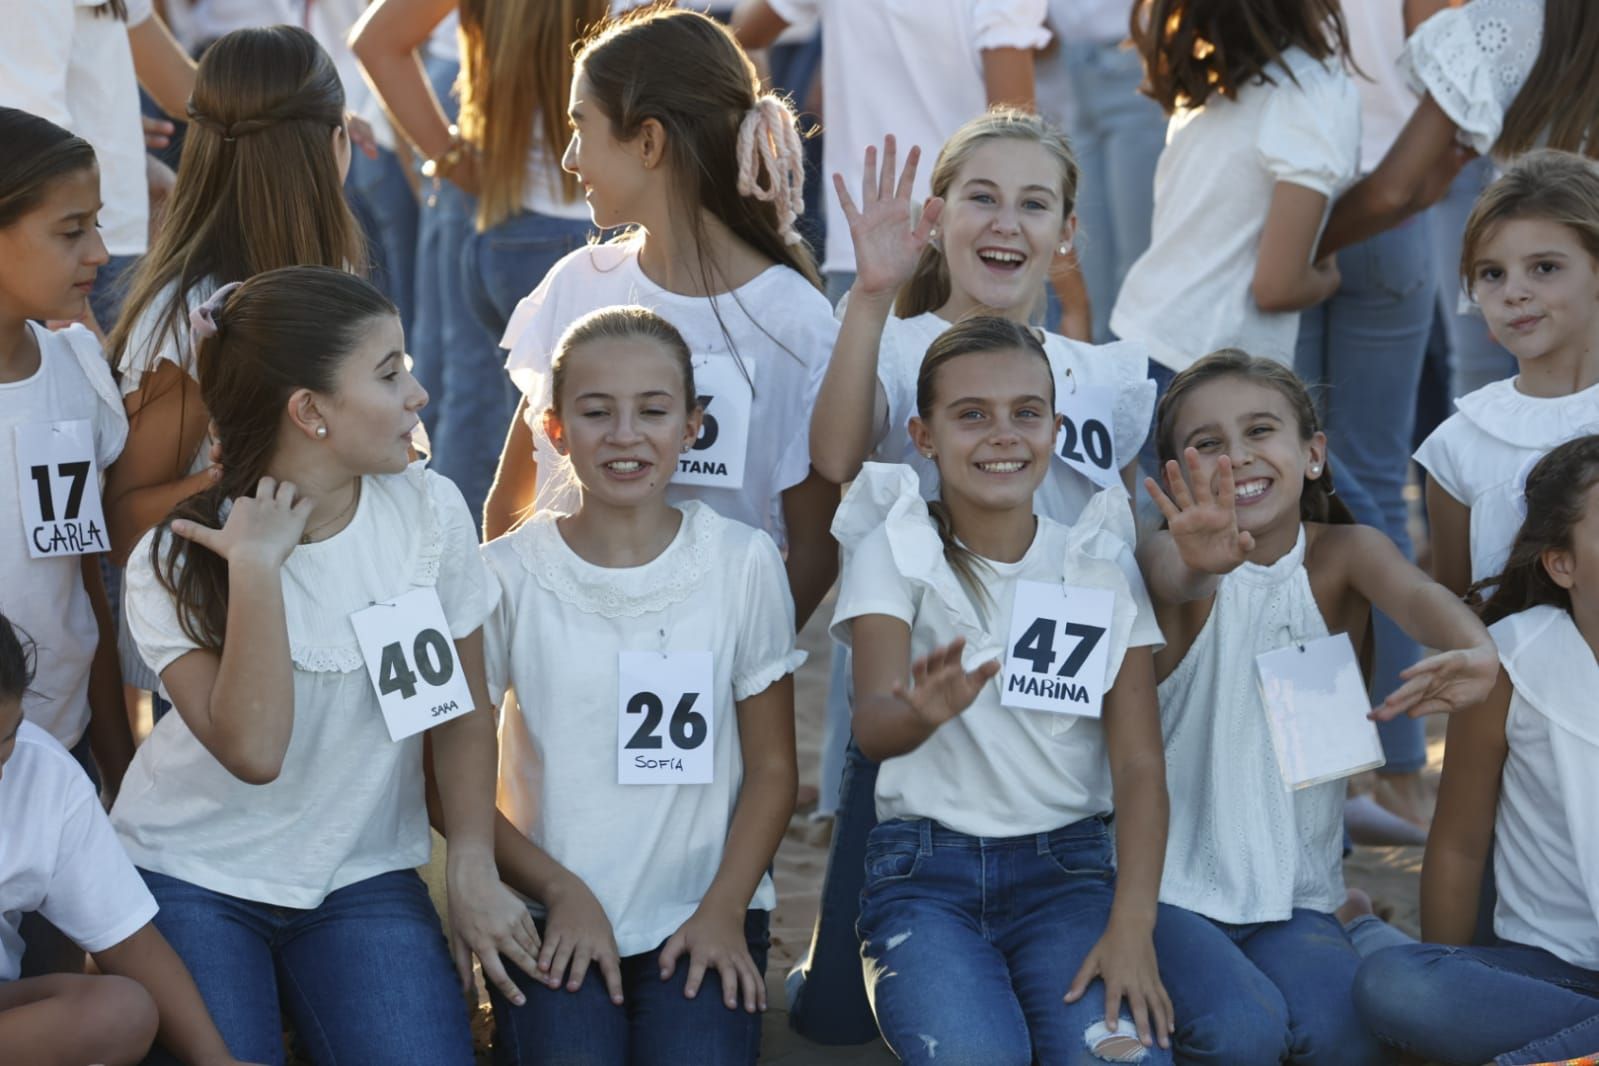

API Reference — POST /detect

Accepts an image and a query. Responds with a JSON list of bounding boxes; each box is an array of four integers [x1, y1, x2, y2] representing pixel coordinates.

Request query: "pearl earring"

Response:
[[1058, 242, 1071, 255], [315, 426, 328, 439], [1310, 464, 1320, 476]]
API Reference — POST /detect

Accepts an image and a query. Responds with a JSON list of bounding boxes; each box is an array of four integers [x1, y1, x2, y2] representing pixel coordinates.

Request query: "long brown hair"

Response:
[[1130, 0, 1350, 114], [915, 316, 1054, 610], [1460, 149, 1599, 296], [155, 267, 396, 650], [1497, 0, 1599, 159], [458, 0, 608, 230], [1155, 349, 1355, 526], [896, 108, 1080, 320], [0, 109, 97, 230], [1474, 436, 1599, 625], [109, 26, 364, 412]]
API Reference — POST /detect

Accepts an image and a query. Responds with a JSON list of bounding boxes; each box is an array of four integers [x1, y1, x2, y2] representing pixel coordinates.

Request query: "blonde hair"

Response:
[[1460, 149, 1599, 295], [895, 108, 1079, 319], [457, 0, 608, 231]]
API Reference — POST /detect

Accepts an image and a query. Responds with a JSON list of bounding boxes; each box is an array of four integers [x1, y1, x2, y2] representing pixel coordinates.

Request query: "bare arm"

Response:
[[779, 471, 839, 629], [1425, 475, 1473, 597], [81, 555, 132, 800], [1404, 0, 1451, 34], [851, 620, 999, 761], [350, 0, 460, 164], [126, 11, 196, 121], [1050, 250, 1093, 342], [483, 401, 538, 541], [106, 363, 216, 565], [730, 0, 790, 50], [94, 924, 239, 1066], [1420, 668, 1510, 944], [1251, 183, 1340, 313], [982, 47, 1036, 111]]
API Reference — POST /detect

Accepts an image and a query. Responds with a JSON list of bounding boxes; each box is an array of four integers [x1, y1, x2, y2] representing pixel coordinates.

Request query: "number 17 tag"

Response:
[[618, 651, 715, 785], [350, 588, 476, 741], [14, 420, 109, 559], [1001, 581, 1113, 718]]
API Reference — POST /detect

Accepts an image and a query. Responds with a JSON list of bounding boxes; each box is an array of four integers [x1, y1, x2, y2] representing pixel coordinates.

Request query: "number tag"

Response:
[[1054, 384, 1119, 490], [675, 354, 752, 490], [617, 650, 715, 785], [1001, 580, 1113, 719], [350, 588, 475, 741], [14, 421, 109, 559], [1255, 633, 1385, 789]]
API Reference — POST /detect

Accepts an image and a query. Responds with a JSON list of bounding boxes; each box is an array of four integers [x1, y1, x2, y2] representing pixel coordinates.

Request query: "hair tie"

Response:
[[185, 101, 280, 143], [736, 96, 806, 247], [189, 282, 244, 343]]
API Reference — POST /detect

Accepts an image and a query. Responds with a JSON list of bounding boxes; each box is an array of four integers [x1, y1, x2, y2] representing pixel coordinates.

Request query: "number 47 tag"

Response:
[[350, 588, 476, 741], [1001, 581, 1113, 719]]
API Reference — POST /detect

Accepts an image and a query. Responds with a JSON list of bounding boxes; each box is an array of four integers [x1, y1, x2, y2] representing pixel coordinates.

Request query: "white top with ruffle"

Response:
[[481, 502, 803, 956], [830, 463, 1162, 838], [112, 465, 497, 908], [1414, 377, 1599, 584], [1401, 0, 1543, 156]]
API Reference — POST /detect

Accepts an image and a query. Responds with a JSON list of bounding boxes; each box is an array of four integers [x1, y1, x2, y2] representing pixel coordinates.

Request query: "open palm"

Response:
[[1144, 449, 1254, 577], [892, 637, 1000, 729], [833, 135, 944, 298]]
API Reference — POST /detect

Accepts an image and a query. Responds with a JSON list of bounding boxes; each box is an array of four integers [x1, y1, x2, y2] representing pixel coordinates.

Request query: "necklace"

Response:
[[300, 480, 361, 544]]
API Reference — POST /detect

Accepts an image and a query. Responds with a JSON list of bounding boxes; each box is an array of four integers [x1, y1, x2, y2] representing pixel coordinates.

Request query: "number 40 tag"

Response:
[[1002, 581, 1113, 719], [350, 588, 475, 741]]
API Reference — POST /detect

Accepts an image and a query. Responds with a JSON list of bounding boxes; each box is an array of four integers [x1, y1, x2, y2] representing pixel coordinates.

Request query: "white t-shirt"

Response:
[[0, 0, 155, 255], [112, 465, 498, 908], [766, 0, 1051, 274], [482, 502, 803, 957], [830, 463, 1162, 838], [0, 324, 127, 748], [874, 312, 1153, 519], [305, 0, 399, 154], [1402, 0, 1543, 157], [1, 722, 157, 981], [501, 241, 837, 545], [1414, 378, 1599, 585], [1490, 605, 1599, 971], [1343, 0, 1419, 174], [1110, 48, 1361, 371]]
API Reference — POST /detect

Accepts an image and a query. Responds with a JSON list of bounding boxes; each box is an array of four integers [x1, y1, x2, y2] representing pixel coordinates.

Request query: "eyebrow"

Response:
[[573, 389, 676, 402], [375, 350, 404, 370], [1181, 411, 1283, 445], [961, 177, 1057, 197], [944, 393, 1051, 409]]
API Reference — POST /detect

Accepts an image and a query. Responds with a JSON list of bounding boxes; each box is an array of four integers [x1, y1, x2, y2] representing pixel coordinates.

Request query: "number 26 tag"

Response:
[[350, 588, 475, 741], [1001, 581, 1113, 719], [1054, 384, 1120, 490], [14, 420, 109, 558], [618, 650, 714, 785]]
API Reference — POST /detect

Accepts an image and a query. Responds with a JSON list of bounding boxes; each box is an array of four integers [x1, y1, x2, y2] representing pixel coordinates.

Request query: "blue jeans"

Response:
[[1153, 905, 1384, 1066], [1041, 39, 1165, 343], [348, 145, 419, 340], [90, 254, 140, 336], [1432, 156, 1516, 397], [463, 209, 595, 340], [1295, 217, 1436, 775], [858, 817, 1174, 1066], [1356, 940, 1599, 1065], [487, 910, 768, 1066], [139, 868, 473, 1066]]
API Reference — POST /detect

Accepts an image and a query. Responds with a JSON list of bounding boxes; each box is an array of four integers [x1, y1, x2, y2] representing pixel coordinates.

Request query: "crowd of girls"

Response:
[[4, 1, 1599, 1065]]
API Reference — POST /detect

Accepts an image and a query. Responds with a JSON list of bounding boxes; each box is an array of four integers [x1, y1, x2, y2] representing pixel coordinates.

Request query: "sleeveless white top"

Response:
[[1155, 528, 1346, 924]]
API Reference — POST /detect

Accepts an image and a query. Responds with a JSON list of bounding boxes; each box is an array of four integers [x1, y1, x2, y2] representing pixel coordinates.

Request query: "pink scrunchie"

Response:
[[188, 281, 244, 343], [736, 95, 806, 247]]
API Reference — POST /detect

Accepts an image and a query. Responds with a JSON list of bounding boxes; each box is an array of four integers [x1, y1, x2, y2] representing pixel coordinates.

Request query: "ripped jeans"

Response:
[[857, 817, 1173, 1066]]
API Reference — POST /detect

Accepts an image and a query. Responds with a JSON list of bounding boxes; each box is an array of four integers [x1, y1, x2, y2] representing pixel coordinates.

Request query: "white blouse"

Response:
[[1402, 0, 1543, 156], [830, 463, 1162, 838], [874, 312, 1154, 520], [1414, 378, 1599, 585], [112, 465, 498, 908], [1155, 528, 1347, 924], [481, 502, 804, 957], [1490, 605, 1599, 971]]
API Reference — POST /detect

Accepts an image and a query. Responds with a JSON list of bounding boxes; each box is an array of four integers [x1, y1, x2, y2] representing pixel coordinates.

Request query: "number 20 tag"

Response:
[[1054, 384, 1120, 490], [1002, 581, 1113, 719], [14, 420, 109, 559], [617, 650, 714, 785], [350, 588, 475, 741]]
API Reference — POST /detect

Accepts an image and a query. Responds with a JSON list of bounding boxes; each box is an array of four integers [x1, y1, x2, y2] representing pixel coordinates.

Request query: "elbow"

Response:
[[1250, 274, 1299, 314], [226, 753, 285, 786], [811, 451, 862, 486]]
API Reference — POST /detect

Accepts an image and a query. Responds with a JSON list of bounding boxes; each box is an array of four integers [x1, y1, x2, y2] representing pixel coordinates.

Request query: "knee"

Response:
[[76, 974, 160, 1065], [1352, 943, 1443, 1036], [1172, 984, 1291, 1066]]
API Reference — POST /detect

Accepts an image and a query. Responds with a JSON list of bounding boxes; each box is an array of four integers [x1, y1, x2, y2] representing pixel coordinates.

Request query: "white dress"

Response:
[[1402, 0, 1544, 156], [481, 502, 804, 957], [830, 463, 1162, 838], [1155, 528, 1346, 924], [1489, 605, 1599, 971], [112, 464, 498, 908], [1414, 378, 1599, 584]]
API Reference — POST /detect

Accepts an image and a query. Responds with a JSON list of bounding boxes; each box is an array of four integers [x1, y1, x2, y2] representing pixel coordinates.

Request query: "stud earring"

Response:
[[1309, 464, 1321, 476], [1058, 242, 1071, 256], [315, 426, 328, 439]]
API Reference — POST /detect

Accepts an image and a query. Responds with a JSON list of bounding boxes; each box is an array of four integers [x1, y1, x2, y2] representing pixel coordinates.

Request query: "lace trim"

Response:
[[1404, 0, 1541, 155], [516, 503, 719, 618]]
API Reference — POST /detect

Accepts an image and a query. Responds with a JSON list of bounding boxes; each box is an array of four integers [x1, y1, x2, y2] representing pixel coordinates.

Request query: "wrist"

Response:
[[850, 281, 901, 307], [422, 125, 472, 181]]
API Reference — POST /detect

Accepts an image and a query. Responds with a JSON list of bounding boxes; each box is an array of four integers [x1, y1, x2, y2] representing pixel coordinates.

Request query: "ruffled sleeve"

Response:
[[1255, 54, 1361, 197], [972, 0, 1051, 51], [503, 245, 624, 413], [1401, 0, 1543, 156], [731, 527, 807, 700], [49, 323, 128, 467], [123, 526, 200, 680], [423, 468, 499, 638], [117, 280, 212, 396], [1094, 338, 1157, 467]]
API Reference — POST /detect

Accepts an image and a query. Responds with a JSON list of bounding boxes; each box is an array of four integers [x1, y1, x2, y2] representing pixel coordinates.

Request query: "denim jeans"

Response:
[[1356, 940, 1599, 1065], [487, 910, 769, 1066], [1432, 156, 1517, 397], [1039, 39, 1165, 343], [139, 868, 473, 1066], [1295, 217, 1436, 774], [815, 642, 853, 818], [462, 209, 595, 341], [1152, 904, 1385, 1066], [347, 144, 419, 340], [858, 817, 1174, 1066]]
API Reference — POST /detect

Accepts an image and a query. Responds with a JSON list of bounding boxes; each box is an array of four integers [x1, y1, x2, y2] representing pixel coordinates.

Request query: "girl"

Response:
[[1142, 351, 1498, 1064], [0, 612, 256, 1066], [1111, 0, 1359, 375], [0, 108, 132, 791], [1356, 435, 1599, 1066], [1418, 150, 1599, 600], [483, 7, 839, 629], [480, 306, 800, 1065], [835, 316, 1173, 1065], [111, 266, 536, 1066]]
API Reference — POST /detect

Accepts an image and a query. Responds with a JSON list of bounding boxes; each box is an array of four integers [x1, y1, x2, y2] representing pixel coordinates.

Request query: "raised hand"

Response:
[[891, 637, 1000, 731], [169, 476, 312, 569], [1371, 643, 1500, 720], [833, 135, 944, 299], [1144, 449, 1255, 577]]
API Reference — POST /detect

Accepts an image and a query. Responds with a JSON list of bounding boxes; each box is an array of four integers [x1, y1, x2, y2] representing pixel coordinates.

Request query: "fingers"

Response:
[[598, 948, 625, 1006], [168, 518, 220, 552], [1237, 530, 1256, 553], [833, 172, 861, 226], [683, 951, 711, 1002], [878, 135, 897, 206], [913, 196, 944, 243], [1127, 983, 1154, 1047], [895, 144, 921, 201], [735, 950, 765, 1013], [1187, 448, 1215, 507], [658, 932, 686, 982], [478, 944, 528, 1007], [450, 933, 473, 996], [1154, 983, 1175, 1047], [1213, 454, 1237, 510], [1164, 458, 1195, 512], [1144, 476, 1181, 523], [567, 943, 594, 993], [860, 143, 878, 205], [1063, 953, 1096, 1004], [1103, 978, 1121, 1034]]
